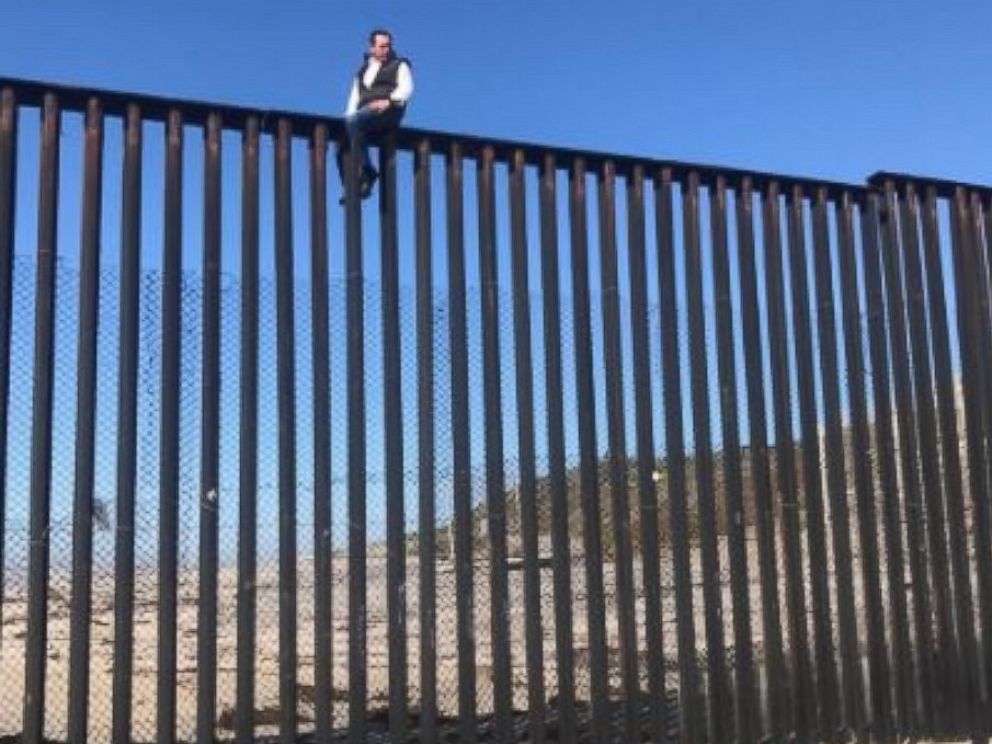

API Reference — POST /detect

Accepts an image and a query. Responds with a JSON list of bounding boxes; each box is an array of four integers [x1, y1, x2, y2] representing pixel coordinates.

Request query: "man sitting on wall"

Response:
[[336, 28, 414, 203]]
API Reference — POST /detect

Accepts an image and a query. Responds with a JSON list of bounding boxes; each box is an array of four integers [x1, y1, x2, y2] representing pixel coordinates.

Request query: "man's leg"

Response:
[[337, 109, 378, 185], [337, 107, 405, 201], [352, 109, 386, 185], [334, 138, 349, 186], [358, 108, 405, 194], [361, 107, 404, 143]]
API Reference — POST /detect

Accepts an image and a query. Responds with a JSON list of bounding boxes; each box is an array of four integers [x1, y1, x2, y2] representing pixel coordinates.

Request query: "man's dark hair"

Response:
[[368, 28, 392, 45]]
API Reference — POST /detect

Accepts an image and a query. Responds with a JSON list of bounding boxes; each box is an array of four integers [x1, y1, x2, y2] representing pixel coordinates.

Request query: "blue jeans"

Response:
[[336, 105, 404, 185]]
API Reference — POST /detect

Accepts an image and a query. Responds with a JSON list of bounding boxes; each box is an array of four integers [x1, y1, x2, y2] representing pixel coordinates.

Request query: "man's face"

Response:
[[369, 34, 392, 62]]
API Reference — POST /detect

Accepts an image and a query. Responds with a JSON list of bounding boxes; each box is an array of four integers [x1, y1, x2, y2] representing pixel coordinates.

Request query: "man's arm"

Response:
[[344, 78, 359, 116], [389, 62, 414, 107]]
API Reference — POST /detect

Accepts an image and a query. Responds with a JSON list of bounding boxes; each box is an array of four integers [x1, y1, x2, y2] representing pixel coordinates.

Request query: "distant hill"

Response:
[[413, 430, 856, 560], [409, 378, 971, 562]]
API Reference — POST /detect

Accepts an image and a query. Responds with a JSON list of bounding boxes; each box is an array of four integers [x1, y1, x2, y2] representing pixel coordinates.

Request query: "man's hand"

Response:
[[368, 99, 391, 113]]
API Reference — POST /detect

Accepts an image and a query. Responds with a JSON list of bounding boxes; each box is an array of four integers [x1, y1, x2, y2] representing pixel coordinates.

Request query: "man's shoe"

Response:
[[360, 170, 378, 199], [340, 171, 379, 205]]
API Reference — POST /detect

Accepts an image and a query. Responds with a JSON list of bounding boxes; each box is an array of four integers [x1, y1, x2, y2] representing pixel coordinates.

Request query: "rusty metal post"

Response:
[[597, 160, 639, 742], [156, 106, 183, 744], [684, 172, 730, 743], [972, 194, 992, 469], [274, 117, 298, 744], [763, 181, 813, 742], [478, 144, 513, 743], [963, 192, 992, 725], [897, 182, 958, 731], [879, 182, 935, 734], [837, 193, 892, 740], [379, 132, 408, 743], [736, 176, 787, 740], [785, 186, 838, 737], [538, 152, 577, 743], [508, 148, 547, 744], [0, 88, 14, 659], [569, 156, 609, 742], [68, 96, 104, 744], [861, 192, 916, 736], [236, 115, 260, 744], [414, 138, 438, 744], [920, 185, 981, 738], [656, 168, 702, 744], [627, 164, 668, 744], [112, 102, 142, 744], [345, 124, 368, 744], [23, 89, 60, 744], [310, 121, 334, 744], [811, 186, 862, 736], [197, 110, 222, 744], [951, 188, 992, 736], [446, 140, 477, 744], [711, 174, 756, 743]]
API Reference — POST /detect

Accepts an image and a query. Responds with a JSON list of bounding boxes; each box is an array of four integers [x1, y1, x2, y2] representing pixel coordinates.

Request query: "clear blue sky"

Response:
[[1, 0, 990, 185], [0, 1, 987, 566]]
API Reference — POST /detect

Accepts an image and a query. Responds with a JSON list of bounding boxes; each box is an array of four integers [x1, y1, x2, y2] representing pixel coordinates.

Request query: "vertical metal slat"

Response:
[[879, 183, 934, 734], [310, 122, 333, 744], [478, 144, 513, 743], [763, 182, 813, 742], [414, 138, 438, 744], [380, 134, 408, 742], [811, 187, 862, 736], [964, 192, 992, 721], [837, 193, 891, 740], [236, 115, 260, 744], [345, 118, 368, 744], [24, 89, 60, 744], [68, 96, 104, 744], [21, 92, 58, 744], [898, 183, 957, 730], [861, 192, 916, 736], [157, 107, 183, 744], [569, 156, 609, 743], [274, 117, 298, 744], [0, 87, 14, 658], [920, 186, 981, 737], [627, 164, 668, 744], [508, 148, 546, 744], [736, 176, 787, 740], [597, 160, 639, 742], [112, 102, 142, 744], [446, 140, 476, 744], [197, 110, 222, 744], [710, 175, 756, 743], [684, 172, 730, 744], [655, 168, 701, 744], [538, 152, 577, 743], [786, 186, 837, 737]]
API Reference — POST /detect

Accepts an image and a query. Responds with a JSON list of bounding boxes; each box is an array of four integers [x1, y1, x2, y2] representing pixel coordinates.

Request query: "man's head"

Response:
[[368, 29, 394, 62]]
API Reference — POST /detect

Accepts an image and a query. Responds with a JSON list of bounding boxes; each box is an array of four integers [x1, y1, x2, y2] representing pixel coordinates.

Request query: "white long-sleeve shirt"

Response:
[[344, 58, 414, 116]]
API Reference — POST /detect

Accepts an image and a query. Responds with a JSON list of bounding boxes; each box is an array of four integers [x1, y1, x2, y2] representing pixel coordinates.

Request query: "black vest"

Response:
[[356, 54, 410, 109]]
